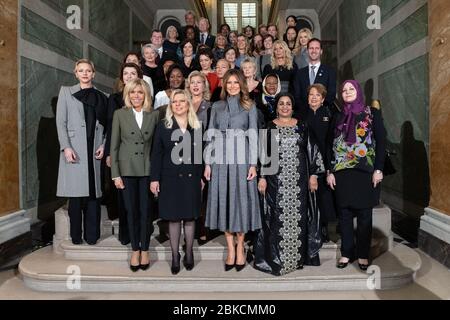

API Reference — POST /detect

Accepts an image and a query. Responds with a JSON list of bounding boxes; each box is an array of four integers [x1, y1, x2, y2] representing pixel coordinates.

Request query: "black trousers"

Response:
[[68, 197, 101, 244], [317, 176, 337, 225], [121, 176, 152, 251], [339, 207, 373, 260]]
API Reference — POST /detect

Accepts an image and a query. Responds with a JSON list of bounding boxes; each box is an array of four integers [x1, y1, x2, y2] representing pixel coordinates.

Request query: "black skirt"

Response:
[[334, 169, 380, 209], [158, 174, 202, 221]]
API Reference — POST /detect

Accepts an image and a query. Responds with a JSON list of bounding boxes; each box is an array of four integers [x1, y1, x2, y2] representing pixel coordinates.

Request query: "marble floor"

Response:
[[0, 247, 449, 300]]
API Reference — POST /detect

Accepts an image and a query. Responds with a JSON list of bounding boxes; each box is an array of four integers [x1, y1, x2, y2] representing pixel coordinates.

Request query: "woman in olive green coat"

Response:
[[110, 78, 159, 271]]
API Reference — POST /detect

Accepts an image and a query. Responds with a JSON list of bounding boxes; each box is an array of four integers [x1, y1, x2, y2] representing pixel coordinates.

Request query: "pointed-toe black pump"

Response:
[[183, 251, 194, 271], [336, 257, 353, 269], [171, 253, 181, 275]]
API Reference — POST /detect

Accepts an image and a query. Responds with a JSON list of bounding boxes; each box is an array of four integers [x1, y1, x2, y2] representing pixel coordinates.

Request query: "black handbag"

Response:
[[383, 150, 396, 176]]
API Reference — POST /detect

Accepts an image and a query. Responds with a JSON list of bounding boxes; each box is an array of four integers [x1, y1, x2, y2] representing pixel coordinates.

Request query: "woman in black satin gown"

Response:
[[254, 93, 324, 276]]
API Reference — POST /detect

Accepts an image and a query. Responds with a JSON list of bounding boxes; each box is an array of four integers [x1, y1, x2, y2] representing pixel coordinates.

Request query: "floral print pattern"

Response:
[[333, 107, 376, 172]]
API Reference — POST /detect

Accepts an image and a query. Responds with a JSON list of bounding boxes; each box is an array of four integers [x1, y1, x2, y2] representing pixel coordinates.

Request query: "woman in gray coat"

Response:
[[204, 69, 261, 272], [56, 59, 108, 245]]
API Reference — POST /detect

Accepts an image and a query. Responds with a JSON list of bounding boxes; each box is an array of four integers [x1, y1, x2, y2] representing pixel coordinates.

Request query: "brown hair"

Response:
[[220, 69, 253, 110], [307, 83, 327, 99]]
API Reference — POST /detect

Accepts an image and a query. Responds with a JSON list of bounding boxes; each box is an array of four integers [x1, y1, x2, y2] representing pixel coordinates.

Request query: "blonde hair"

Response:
[[271, 40, 294, 70], [241, 57, 257, 76], [165, 89, 201, 129], [186, 71, 211, 101], [74, 59, 95, 73], [123, 79, 153, 112], [220, 69, 254, 110], [292, 28, 313, 55]]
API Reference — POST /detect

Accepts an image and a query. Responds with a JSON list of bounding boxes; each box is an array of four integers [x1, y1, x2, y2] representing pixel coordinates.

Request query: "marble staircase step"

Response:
[[58, 235, 340, 261], [19, 243, 421, 292]]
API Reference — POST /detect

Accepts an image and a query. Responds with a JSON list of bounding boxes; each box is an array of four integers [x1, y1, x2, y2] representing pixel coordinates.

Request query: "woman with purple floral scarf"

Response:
[[326, 80, 386, 270]]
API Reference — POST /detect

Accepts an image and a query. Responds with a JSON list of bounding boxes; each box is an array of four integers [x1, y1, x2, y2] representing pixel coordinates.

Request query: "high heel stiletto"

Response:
[[130, 251, 141, 272], [140, 251, 150, 271], [183, 250, 194, 271], [171, 253, 181, 275], [235, 246, 246, 272]]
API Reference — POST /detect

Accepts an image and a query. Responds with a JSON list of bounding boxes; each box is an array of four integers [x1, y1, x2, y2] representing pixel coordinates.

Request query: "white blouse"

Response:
[[153, 90, 170, 109]]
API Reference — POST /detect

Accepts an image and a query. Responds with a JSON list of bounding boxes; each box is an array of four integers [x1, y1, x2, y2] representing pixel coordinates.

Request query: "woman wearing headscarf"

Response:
[[256, 73, 281, 128], [326, 80, 386, 270]]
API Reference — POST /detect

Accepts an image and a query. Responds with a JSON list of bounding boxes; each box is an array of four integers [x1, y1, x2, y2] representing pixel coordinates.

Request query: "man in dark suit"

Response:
[[293, 38, 337, 118], [198, 17, 216, 49]]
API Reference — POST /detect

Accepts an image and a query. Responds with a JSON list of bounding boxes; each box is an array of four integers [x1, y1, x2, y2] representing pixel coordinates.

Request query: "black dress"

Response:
[[150, 119, 203, 221], [254, 121, 324, 276]]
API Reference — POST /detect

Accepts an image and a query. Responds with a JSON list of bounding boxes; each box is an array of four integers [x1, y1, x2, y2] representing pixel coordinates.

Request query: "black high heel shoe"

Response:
[[183, 251, 194, 271], [224, 249, 236, 272], [235, 247, 246, 272], [171, 253, 181, 275], [130, 251, 141, 272], [140, 251, 150, 271], [358, 259, 370, 271]]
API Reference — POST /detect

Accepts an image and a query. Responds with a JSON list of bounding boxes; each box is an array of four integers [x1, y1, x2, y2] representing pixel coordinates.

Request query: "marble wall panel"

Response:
[[88, 45, 121, 79], [21, 6, 83, 61], [41, 0, 84, 17], [89, 0, 130, 53], [380, 0, 410, 21], [339, 0, 373, 56], [132, 13, 151, 51], [379, 55, 430, 211], [20, 58, 75, 210], [378, 4, 428, 62]]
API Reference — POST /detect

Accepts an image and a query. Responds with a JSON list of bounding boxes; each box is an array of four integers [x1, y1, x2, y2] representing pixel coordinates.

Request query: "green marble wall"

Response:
[[379, 55, 430, 212], [88, 45, 121, 79], [380, 0, 410, 21], [378, 5, 428, 61], [132, 13, 151, 51], [41, 0, 84, 17], [20, 57, 75, 210], [89, 0, 130, 53], [21, 7, 83, 61], [322, 14, 337, 70], [342, 44, 374, 77], [339, 0, 374, 56]]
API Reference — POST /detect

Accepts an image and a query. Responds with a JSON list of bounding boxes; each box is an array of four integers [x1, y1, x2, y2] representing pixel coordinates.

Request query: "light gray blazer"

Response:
[[56, 84, 106, 198]]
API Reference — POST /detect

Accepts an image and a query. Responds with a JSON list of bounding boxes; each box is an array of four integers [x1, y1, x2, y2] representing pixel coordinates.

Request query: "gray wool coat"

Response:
[[56, 84, 107, 198]]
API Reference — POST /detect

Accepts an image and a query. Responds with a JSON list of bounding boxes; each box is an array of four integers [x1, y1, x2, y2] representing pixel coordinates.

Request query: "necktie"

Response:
[[201, 33, 205, 44], [310, 65, 316, 85]]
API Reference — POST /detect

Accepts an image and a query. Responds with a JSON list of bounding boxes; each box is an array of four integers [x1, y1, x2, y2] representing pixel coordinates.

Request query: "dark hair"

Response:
[[224, 46, 238, 58], [184, 25, 196, 37], [166, 64, 185, 88], [120, 63, 143, 81], [286, 15, 297, 24], [180, 39, 197, 53], [275, 92, 295, 109], [220, 23, 231, 32], [198, 47, 214, 60], [307, 38, 322, 49], [123, 51, 141, 64], [243, 25, 255, 37], [151, 29, 162, 37]]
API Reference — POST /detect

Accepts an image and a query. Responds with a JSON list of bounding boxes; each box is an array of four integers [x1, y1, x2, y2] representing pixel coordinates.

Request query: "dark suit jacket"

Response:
[[200, 33, 216, 49], [293, 63, 337, 118]]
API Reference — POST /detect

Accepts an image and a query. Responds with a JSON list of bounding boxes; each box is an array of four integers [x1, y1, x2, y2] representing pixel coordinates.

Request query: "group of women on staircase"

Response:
[[56, 15, 386, 276]]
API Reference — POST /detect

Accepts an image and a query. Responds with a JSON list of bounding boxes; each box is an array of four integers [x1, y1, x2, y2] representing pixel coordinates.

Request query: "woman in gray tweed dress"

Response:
[[204, 69, 262, 272]]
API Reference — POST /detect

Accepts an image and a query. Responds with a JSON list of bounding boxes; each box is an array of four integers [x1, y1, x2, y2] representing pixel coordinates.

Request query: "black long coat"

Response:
[[150, 118, 203, 221]]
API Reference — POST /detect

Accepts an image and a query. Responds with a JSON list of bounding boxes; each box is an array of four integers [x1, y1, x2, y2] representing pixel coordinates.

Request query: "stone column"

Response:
[[0, 0, 20, 217], [419, 0, 450, 268], [0, 0, 31, 265]]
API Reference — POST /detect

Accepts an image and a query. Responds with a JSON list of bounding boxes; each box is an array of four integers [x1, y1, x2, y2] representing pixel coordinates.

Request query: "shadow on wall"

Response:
[[36, 96, 66, 243]]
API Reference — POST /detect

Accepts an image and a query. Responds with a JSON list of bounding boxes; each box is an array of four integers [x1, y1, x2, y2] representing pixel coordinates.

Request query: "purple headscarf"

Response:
[[336, 80, 366, 145]]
